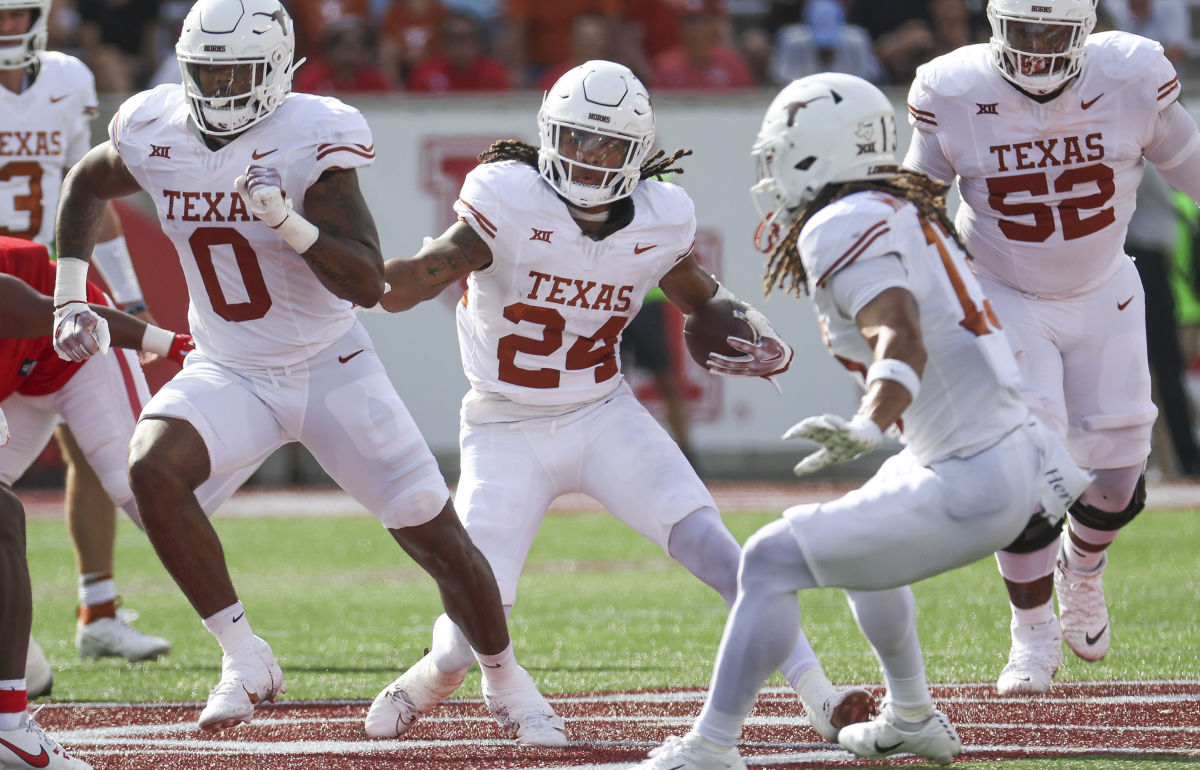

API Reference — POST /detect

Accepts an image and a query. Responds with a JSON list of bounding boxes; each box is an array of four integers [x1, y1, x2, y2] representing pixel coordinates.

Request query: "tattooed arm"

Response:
[[379, 222, 494, 312], [57, 142, 143, 262], [299, 167, 386, 307]]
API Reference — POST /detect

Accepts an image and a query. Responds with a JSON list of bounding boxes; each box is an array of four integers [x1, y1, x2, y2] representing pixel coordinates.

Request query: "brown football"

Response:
[[683, 298, 759, 369]]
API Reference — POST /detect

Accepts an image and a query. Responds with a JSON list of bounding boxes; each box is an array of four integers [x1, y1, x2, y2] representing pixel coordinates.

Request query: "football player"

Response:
[[365, 59, 875, 747], [0, 235, 194, 770], [0, 0, 170, 683], [904, 0, 1200, 693], [48, 0, 550, 737], [636, 72, 1092, 770]]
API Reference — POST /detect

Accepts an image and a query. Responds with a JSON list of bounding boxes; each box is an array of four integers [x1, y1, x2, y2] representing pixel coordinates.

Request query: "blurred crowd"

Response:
[[49, 0, 1195, 96], [23, 0, 1009, 94]]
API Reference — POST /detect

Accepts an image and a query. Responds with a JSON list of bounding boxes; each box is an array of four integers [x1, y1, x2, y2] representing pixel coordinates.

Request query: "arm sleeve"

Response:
[[1145, 100, 1200, 203]]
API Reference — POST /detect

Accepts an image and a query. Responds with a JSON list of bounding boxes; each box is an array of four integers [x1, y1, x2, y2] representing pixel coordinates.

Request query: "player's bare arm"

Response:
[[853, 286, 926, 431], [56, 142, 142, 262], [298, 167, 385, 307], [379, 221, 493, 313], [658, 255, 718, 313], [0, 275, 173, 351]]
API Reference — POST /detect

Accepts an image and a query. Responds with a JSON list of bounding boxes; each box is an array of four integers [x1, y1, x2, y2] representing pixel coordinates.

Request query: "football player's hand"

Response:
[[52, 302, 110, 362], [783, 413, 881, 476], [707, 334, 794, 378], [235, 165, 292, 228], [167, 333, 195, 366]]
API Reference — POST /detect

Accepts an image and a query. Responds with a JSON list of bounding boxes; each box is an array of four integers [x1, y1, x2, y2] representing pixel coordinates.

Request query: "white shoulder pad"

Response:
[[455, 160, 544, 240], [109, 84, 182, 148], [1087, 31, 1171, 84], [39, 51, 95, 89], [633, 178, 697, 231], [799, 190, 906, 290], [910, 44, 993, 104], [279, 93, 375, 170]]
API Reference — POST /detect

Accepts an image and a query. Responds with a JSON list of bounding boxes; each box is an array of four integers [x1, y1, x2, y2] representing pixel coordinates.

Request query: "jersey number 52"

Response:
[[986, 164, 1115, 242]]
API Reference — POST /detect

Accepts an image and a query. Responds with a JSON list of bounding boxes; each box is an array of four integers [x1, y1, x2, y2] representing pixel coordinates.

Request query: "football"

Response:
[[683, 297, 759, 369]]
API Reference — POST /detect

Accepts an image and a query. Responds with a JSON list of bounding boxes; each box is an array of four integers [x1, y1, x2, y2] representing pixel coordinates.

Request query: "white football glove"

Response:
[[783, 413, 882, 476], [52, 302, 110, 362], [0, 405, 9, 448], [707, 334, 794, 377], [235, 165, 291, 228]]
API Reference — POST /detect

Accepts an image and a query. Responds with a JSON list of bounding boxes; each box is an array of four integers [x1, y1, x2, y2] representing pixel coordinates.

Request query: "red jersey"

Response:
[[0, 236, 107, 400]]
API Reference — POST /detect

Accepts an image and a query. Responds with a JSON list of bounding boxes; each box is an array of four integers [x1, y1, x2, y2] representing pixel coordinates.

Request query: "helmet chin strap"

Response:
[[567, 204, 609, 221]]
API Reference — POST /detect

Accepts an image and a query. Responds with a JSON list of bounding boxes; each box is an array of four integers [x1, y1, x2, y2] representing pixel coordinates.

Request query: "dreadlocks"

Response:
[[477, 140, 693, 180], [762, 169, 963, 298]]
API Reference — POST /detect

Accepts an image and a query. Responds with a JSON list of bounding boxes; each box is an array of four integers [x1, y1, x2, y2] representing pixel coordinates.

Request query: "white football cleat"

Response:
[[364, 653, 466, 739], [0, 712, 93, 769], [837, 706, 962, 766], [76, 608, 171, 662], [631, 733, 747, 770], [25, 634, 53, 699], [197, 636, 284, 730], [996, 616, 1063, 695], [481, 664, 567, 746], [1056, 545, 1110, 661]]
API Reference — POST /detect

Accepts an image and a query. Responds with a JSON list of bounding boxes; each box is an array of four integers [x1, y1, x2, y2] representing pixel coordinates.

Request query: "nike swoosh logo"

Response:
[[0, 737, 50, 767], [232, 612, 245, 623], [633, 243, 656, 254], [338, 349, 365, 364], [481, 661, 502, 668], [874, 739, 905, 753], [49, 94, 69, 103], [1117, 296, 1134, 310], [252, 148, 278, 160], [1081, 93, 1104, 110], [1085, 624, 1108, 645]]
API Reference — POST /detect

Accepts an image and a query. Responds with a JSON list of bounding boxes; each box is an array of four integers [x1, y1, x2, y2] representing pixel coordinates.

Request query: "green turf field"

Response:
[[25, 505, 1199, 706]]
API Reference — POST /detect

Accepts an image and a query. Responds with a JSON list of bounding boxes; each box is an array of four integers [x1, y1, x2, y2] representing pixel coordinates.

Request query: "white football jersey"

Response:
[[111, 85, 376, 368], [453, 161, 696, 420], [800, 190, 1028, 464], [906, 32, 1178, 299], [0, 52, 98, 244]]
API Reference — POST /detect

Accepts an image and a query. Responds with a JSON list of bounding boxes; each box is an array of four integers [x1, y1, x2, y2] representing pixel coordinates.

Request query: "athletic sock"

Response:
[[202, 602, 256, 655]]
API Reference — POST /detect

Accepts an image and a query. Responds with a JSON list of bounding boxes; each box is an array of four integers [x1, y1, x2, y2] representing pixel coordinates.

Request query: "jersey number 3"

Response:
[[986, 164, 1115, 242], [497, 302, 627, 388]]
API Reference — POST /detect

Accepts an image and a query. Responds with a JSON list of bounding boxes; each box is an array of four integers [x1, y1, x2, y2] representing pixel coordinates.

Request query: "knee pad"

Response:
[[1001, 511, 1065, 554], [1070, 474, 1146, 532]]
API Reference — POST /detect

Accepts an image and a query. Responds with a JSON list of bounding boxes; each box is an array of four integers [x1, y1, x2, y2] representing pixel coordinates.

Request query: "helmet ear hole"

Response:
[[796, 156, 817, 171]]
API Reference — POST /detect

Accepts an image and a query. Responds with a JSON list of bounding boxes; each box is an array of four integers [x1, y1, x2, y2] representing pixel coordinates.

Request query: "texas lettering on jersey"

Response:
[[0, 131, 65, 158], [989, 133, 1103, 172], [525, 270, 635, 313], [161, 189, 254, 223]]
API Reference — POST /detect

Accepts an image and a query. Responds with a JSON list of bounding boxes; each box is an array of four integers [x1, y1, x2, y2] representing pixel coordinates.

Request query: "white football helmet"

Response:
[[0, 0, 49, 69], [750, 73, 897, 251], [987, 0, 1096, 95], [537, 60, 655, 208], [175, 0, 301, 137]]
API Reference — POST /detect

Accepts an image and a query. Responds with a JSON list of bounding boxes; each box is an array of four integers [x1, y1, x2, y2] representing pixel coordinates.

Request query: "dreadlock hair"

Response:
[[762, 168, 963, 298], [477, 140, 693, 180]]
